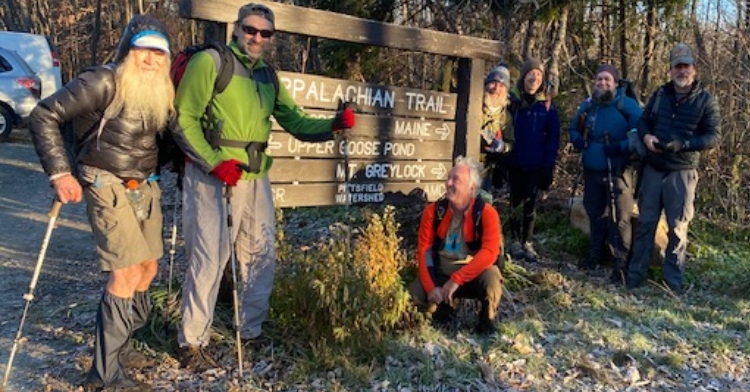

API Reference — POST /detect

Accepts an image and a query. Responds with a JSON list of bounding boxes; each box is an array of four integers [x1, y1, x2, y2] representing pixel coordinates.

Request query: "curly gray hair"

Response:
[[453, 155, 482, 197]]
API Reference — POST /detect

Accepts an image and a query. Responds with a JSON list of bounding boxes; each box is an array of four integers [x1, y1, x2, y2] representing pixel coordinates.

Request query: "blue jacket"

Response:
[[508, 88, 561, 170], [569, 92, 643, 172]]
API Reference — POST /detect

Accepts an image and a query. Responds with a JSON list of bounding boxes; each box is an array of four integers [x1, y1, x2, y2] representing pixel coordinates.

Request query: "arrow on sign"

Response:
[[431, 163, 448, 179], [434, 124, 451, 140]]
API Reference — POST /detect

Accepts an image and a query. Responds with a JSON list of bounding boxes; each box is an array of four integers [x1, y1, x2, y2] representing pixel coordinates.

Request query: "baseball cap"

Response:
[[670, 43, 695, 68]]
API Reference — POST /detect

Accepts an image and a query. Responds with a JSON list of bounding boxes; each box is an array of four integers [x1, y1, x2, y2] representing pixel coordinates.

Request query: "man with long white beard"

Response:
[[480, 65, 514, 193], [627, 43, 720, 295], [29, 15, 174, 391], [568, 64, 642, 284]]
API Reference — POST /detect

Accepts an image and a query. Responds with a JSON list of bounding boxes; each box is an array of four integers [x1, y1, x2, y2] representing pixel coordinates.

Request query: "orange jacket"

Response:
[[416, 198, 502, 293]]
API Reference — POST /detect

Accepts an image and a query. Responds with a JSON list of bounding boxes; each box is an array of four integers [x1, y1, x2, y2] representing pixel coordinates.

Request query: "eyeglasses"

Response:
[[241, 25, 274, 38]]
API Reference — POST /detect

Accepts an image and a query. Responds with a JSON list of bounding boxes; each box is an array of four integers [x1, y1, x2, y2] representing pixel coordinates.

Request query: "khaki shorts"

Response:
[[84, 181, 164, 271]]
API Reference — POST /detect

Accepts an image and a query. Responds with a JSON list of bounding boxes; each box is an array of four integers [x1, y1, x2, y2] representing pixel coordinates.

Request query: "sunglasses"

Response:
[[241, 25, 274, 38]]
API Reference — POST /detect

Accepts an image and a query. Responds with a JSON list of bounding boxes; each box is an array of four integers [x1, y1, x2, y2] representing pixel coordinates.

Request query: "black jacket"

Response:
[[637, 81, 720, 171], [30, 66, 161, 181]]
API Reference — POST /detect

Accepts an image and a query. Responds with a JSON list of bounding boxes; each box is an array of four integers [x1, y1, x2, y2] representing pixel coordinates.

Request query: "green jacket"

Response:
[[173, 41, 334, 179]]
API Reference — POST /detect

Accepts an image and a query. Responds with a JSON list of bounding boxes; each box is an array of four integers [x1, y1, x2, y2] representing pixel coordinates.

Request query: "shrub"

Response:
[[271, 205, 421, 361]]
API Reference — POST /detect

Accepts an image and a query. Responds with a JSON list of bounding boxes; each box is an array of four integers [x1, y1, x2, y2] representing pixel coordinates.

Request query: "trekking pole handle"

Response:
[[49, 199, 63, 218], [604, 132, 610, 146]]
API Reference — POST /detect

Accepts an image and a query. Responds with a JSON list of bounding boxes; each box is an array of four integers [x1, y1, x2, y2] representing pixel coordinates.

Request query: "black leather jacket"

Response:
[[30, 65, 160, 181], [637, 81, 720, 172]]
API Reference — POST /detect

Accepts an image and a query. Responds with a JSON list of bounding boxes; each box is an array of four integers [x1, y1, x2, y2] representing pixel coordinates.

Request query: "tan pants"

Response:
[[84, 181, 163, 272], [408, 264, 503, 320]]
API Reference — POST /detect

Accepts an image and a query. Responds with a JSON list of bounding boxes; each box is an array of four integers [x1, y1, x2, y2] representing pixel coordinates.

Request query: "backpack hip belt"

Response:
[[216, 139, 268, 173]]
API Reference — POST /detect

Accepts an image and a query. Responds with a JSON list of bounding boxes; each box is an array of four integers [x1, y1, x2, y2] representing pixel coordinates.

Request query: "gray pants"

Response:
[[179, 163, 277, 347], [628, 164, 697, 290]]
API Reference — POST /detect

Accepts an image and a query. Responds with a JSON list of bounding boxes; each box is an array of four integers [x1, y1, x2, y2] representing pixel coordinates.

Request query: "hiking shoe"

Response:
[[179, 345, 218, 372], [522, 242, 538, 263], [120, 345, 155, 369], [82, 375, 151, 392], [474, 318, 498, 335]]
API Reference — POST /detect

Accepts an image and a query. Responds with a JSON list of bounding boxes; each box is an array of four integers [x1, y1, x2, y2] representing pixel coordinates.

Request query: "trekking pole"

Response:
[[604, 132, 626, 283], [224, 184, 244, 378], [604, 132, 618, 224], [568, 119, 588, 219], [167, 188, 180, 296], [3, 199, 62, 387], [337, 100, 353, 263]]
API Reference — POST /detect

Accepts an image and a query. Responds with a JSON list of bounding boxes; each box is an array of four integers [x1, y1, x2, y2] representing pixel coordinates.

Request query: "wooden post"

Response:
[[454, 58, 485, 161]]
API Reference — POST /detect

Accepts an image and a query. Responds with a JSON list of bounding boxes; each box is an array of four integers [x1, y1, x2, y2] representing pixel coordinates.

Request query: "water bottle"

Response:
[[124, 179, 148, 221]]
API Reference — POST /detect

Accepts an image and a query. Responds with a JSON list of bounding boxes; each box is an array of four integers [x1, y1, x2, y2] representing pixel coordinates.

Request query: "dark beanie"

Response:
[[114, 15, 171, 64], [596, 64, 619, 81], [484, 65, 511, 89], [520, 58, 544, 79]]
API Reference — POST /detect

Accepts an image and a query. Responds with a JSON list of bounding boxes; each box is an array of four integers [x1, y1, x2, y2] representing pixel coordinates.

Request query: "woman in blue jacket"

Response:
[[507, 58, 561, 262]]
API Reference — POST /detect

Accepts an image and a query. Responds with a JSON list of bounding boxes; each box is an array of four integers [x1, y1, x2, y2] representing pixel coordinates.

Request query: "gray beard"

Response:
[[593, 89, 614, 103]]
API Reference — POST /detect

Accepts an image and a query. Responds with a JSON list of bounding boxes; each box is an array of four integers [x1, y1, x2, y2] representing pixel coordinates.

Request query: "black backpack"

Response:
[[430, 197, 505, 271]]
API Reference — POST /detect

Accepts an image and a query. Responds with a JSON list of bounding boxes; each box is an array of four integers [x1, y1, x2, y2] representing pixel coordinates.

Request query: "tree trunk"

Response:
[[618, 0, 627, 79], [522, 14, 537, 60], [639, 0, 658, 101], [91, 0, 103, 66], [547, 5, 569, 98], [5, 0, 33, 31]]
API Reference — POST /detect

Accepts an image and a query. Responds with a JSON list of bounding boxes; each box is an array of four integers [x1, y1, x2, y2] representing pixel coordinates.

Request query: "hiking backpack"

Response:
[[430, 197, 505, 271]]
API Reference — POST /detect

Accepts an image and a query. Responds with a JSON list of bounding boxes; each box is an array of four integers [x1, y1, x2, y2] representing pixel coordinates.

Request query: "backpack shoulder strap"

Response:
[[432, 197, 449, 234], [265, 64, 280, 110], [472, 196, 485, 240], [206, 43, 234, 95], [650, 87, 664, 121]]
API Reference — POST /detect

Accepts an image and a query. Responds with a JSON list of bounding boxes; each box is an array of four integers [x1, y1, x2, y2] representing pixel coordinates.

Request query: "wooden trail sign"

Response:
[[180, 0, 501, 207]]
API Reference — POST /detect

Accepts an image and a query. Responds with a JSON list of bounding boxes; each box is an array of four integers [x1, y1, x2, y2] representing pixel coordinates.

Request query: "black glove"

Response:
[[603, 143, 621, 158], [539, 167, 554, 191]]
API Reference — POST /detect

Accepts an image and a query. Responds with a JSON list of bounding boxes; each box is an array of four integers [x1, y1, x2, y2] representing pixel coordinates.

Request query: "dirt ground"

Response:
[[0, 132, 124, 391]]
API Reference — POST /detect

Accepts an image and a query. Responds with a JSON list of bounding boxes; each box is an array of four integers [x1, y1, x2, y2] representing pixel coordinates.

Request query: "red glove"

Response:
[[211, 159, 243, 186], [332, 106, 356, 131]]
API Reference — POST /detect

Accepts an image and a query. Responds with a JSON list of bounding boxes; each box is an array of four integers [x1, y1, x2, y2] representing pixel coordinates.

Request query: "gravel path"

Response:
[[0, 133, 102, 390]]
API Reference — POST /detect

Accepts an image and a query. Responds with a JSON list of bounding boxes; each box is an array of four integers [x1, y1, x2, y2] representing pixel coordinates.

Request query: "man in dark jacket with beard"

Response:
[[29, 15, 174, 391], [627, 43, 720, 294]]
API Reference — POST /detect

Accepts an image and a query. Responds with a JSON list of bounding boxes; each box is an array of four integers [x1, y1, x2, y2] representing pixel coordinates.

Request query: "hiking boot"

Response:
[[120, 344, 154, 369], [509, 241, 524, 261], [431, 303, 455, 328], [242, 334, 273, 349], [609, 269, 627, 286], [82, 375, 151, 392], [474, 318, 498, 335], [179, 345, 218, 372], [577, 257, 598, 271], [626, 279, 644, 290], [522, 242, 538, 263]]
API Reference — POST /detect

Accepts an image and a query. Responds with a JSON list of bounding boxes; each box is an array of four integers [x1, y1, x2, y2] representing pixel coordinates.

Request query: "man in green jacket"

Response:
[[172, 3, 355, 371]]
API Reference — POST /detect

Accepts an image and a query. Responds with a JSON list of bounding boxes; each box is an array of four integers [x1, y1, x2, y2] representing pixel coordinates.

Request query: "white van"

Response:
[[0, 32, 63, 99]]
